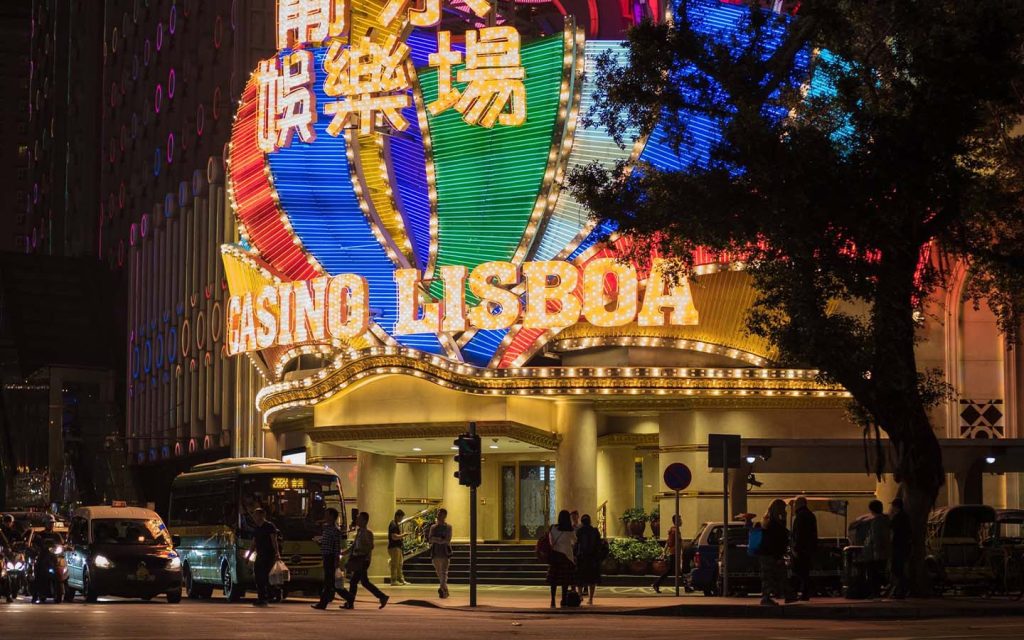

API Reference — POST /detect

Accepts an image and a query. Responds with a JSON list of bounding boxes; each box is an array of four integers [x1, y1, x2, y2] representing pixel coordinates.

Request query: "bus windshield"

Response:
[[240, 474, 342, 540]]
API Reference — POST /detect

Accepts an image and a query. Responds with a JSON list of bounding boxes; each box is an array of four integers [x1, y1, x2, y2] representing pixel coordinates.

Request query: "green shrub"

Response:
[[620, 507, 649, 523]]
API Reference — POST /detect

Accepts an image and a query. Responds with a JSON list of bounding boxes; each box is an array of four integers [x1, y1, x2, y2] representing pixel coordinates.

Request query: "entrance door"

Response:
[[501, 463, 556, 541]]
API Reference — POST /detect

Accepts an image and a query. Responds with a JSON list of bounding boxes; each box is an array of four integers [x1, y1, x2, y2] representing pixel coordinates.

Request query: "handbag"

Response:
[[345, 554, 370, 574], [334, 565, 346, 589], [535, 530, 552, 563], [564, 589, 582, 607], [268, 560, 290, 586]]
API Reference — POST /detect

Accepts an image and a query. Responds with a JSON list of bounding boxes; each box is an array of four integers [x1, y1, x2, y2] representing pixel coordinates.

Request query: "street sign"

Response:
[[707, 434, 741, 468], [663, 463, 693, 492]]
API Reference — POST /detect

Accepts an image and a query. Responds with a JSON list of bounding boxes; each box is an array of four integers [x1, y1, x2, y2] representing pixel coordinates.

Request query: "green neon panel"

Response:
[[421, 33, 566, 300]]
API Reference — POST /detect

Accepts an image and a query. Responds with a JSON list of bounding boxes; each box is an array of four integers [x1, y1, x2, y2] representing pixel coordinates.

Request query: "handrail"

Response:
[[398, 505, 440, 558], [597, 501, 608, 539]]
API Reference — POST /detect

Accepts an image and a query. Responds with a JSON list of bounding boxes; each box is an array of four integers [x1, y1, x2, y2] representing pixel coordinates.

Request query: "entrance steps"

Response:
[[400, 543, 656, 587]]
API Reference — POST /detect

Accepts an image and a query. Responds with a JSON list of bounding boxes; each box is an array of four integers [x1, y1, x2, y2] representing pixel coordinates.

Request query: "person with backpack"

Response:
[[546, 510, 577, 608], [651, 514, 682, 593], [790, 496, 819, 601], [758, 499, 794, 606], [574, 514, 604, 605], [427, 508, 453, 599]]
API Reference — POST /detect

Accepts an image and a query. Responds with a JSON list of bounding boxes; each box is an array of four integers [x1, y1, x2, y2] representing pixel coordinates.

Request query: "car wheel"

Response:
[[64, 587, 76, 603], [222, 565, 244, 602], [166, 590, 182, 604], [184, 565, 201, 600], [83, 571, 99, 603]]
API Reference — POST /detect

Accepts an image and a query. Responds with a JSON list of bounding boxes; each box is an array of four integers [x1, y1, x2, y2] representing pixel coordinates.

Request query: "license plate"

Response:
[[290, 569, 308, 576]]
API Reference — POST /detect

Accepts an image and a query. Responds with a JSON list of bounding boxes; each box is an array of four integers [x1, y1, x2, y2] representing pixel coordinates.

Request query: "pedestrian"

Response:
[[428, 508, 453, 599], [339, 511, 389, 610], [570, 510, 581, 530], [246, 508, 280, 607], [388, 510, 407, 586], [546, 509, 577, 608], [790, 496, 818, 601], [758, 499, 793, 606], [651, 514, 682, 593], [888, 498, 910, 599], [574, 514, 603, 605], [862, 499, 891, 599], [311, 508, 346, 610]]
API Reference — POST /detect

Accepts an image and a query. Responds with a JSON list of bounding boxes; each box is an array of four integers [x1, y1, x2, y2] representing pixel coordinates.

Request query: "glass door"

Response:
[[501, 463, 556, 541]]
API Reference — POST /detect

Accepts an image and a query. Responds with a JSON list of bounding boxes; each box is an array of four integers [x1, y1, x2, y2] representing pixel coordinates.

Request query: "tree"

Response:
[[569, 0, 1024, 592]]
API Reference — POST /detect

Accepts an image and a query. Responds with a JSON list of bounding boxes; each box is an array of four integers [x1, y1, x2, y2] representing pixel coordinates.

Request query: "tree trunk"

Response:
[[893, 408, 945, 596]]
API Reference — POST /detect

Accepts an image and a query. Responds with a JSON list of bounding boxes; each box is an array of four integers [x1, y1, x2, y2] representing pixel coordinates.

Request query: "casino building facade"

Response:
[[109, 0, 1023, 567]]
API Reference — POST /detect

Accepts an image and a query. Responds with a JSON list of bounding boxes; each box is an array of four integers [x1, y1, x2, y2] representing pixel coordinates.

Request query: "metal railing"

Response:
[[399, 505, 440, 558], [597, 501, 608, 539]]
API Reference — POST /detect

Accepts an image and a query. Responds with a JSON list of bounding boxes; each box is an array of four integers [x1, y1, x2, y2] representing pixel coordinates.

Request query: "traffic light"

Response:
[[453, 433, 482, 487]]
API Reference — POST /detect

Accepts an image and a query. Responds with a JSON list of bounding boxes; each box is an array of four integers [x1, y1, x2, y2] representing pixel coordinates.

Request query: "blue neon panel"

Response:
[[461, 329, 509, 368], [267, 47, 443, 354]]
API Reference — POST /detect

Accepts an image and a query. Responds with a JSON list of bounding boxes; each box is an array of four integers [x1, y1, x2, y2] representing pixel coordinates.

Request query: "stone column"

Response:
[[596, 445, 636, 538], [356, 451, 396, 578], [441, 455, 473, 543], [554, 400, 598, 517]]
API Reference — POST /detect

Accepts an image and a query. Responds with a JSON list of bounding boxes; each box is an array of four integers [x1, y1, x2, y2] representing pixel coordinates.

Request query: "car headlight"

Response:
[[245, 550, 256, 563], [94, 554, 113, 569], [168, 556, 181, 570]]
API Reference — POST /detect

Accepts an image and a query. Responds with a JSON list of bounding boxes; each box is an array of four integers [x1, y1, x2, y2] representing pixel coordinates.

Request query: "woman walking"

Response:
[[759, 499, 793, 606], [428, 508, 453, 598], [546, 510, 577, 608], [574, 514, 603, 605]]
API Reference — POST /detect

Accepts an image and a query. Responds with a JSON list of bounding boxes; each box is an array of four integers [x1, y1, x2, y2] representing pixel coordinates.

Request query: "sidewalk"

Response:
[[385, 584, 1024, 619]]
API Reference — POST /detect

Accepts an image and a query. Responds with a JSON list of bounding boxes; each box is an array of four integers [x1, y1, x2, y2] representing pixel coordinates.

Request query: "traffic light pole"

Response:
[[469, 421, 478, 608]]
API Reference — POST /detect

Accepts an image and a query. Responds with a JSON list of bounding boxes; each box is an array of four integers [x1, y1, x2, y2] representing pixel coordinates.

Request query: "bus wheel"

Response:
[[222, 566, 244, 602]]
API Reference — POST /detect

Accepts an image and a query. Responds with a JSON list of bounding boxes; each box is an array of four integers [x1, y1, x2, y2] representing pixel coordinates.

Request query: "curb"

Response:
[[396, 599, 1024, 620]]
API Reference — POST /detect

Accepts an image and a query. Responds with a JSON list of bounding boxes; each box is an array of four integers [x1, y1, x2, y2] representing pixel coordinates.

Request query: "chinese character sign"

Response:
[[323, 36, 413, 136], [278, 0, 350, 48], [378, 0, 492, 28], [257, 51, 318, 153]]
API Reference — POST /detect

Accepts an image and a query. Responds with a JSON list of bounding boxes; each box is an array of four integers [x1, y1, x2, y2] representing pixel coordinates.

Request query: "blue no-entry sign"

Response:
[[663, 462, 693, 492]]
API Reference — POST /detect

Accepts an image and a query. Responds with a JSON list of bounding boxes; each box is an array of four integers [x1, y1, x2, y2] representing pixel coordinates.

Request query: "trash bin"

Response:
[[842, 545, 867, 599]]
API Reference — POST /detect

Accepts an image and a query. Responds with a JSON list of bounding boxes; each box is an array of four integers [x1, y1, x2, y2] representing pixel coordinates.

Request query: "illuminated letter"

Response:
[[239, 293, 258, 352], [468, 262, 521, 330], [638, 260, 699, 327], [226, 296, 242, 355], [439, 265, 468, 333], [326, 274, 370, 340], [582, 258, 639, 328], [394, 269, 441, 335], [522, 261, 581, 330], [255, 285, 280, 349], [293, 277, 329, 343], [277, 281, 294, 346]]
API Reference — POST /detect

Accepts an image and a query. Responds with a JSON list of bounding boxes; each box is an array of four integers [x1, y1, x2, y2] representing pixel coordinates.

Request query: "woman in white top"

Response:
[[546, 510, 577, 607]]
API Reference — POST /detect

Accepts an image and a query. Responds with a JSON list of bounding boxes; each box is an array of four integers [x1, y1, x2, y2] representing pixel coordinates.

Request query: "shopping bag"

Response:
[[269, 560, 290, 586], [334, 565, 346, 589]]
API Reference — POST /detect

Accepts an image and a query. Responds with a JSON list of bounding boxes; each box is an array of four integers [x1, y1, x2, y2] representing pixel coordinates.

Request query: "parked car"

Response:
[[687, 521, 752, 596], [925, 505, 1002, 595]]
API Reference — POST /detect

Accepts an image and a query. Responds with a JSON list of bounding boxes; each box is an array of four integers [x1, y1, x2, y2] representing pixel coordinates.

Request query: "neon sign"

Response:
[[225, 1, 794, 369], [226, 259, 697, 356]]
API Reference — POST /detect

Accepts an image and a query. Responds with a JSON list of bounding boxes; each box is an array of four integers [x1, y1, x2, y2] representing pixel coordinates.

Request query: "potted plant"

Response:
[[607, 538, 632, 575], [649, 507, 661, 539], [631, 539, 663, 575], [620, 507, 649, 538]]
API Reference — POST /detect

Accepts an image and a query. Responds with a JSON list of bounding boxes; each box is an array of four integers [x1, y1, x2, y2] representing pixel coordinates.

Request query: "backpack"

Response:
[[536, 530, 552, 563], [746, 526, 763, 557]]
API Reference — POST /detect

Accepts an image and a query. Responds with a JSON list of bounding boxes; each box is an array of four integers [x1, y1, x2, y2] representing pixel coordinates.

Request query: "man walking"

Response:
[[889, 498, 911, 599], [340, 511, 389, 609], [388, 510, 407, 586], [790, 496, 818, 600], [428, 508, 453, 598], [246, 508, 280, 607], [651, 515, 681, 593], [311, 508, 346, 610]]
